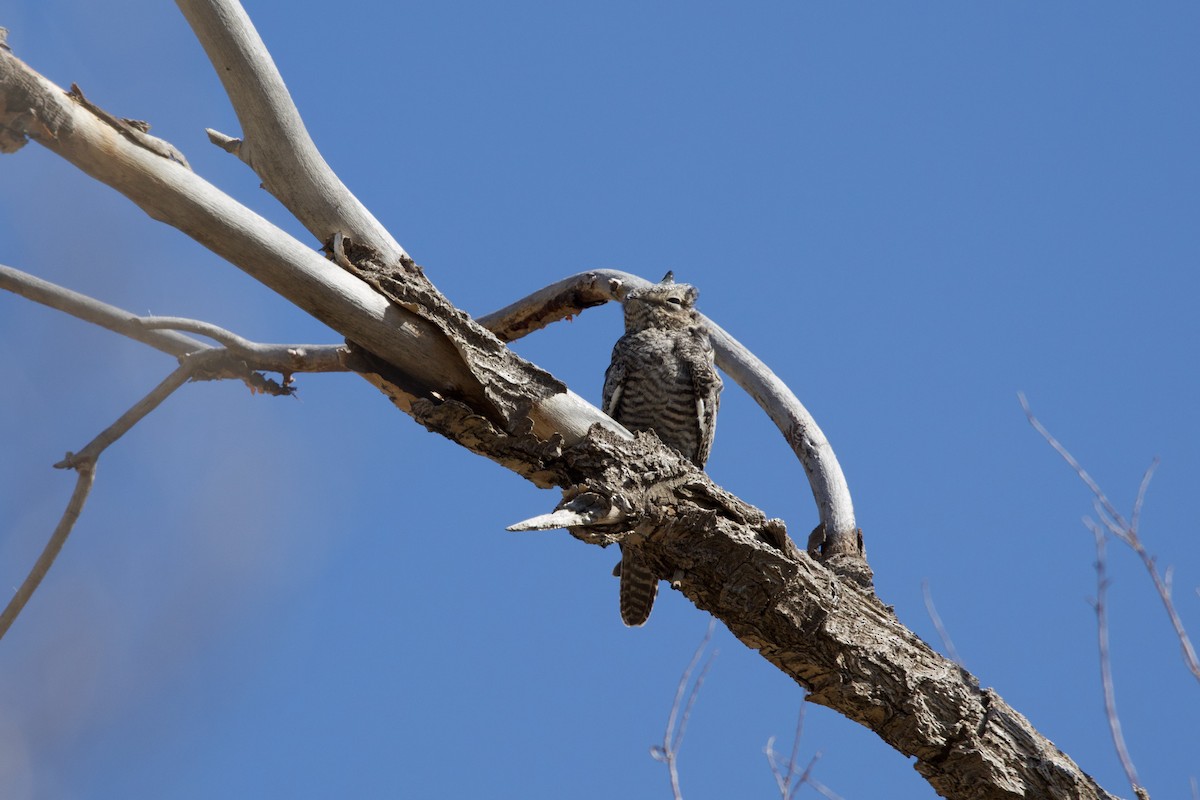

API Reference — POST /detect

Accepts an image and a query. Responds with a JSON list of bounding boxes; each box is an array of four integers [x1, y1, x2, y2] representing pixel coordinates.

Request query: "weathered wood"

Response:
[[0, 12, 1122, 797]]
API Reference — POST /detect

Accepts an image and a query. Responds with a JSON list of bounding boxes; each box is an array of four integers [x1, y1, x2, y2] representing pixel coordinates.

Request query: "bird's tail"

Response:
[[618, 546, 659, 627]]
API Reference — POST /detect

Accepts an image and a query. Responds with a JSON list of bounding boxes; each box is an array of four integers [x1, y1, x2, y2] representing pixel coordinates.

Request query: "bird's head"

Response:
[[623, 272, 700, 332]]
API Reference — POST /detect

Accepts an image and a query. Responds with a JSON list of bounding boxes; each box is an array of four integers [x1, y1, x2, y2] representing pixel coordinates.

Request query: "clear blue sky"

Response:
[[2, 2, 1198, 798]]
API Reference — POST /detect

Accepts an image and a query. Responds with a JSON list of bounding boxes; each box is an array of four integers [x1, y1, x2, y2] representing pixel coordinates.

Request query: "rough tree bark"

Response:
[[0, 5, 1122, 799]]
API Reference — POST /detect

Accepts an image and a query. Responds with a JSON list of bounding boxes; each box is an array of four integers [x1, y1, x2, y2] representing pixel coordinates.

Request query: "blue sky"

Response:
[[1, 2, 1198, 798]]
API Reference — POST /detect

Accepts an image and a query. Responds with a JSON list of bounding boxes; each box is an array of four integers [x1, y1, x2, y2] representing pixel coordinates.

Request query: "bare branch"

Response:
[[1088, 521, 1143, 797], [652, 619, 718, 800], [480, 269, 863, 568], [809, 777, 846, 800], [137, 315, 269, 349], [177, 0, 407, 261], [0, 359, 195, 642], [506, 491, 628, 531], [0, 464, 95, 640], [0, 262, 205, 357], [1022, 394, 1200, 684], [1019, 393, 1126, 528], [0, 47, 467, 413], [1, 45, 630, 451], [785, 715, 807, 798], [0, 264, 349, 378], [56, 360, 197, 470], [1129, 459, 1158, 537], [673, 631, 716, 757], [0, 322, 352, 640], [477, 270, 631, 341], [922, 578, 964, 666], [766, 707, 821, 800], [137, 316, 348, 374]]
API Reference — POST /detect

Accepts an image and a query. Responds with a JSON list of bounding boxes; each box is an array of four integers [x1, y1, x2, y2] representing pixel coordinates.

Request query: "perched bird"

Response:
[[602, 272, 722, 626]]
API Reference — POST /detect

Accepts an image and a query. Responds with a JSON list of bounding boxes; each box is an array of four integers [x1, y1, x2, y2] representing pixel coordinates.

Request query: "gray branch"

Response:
[[178, 0, 408, 262], [0, 464, 95, 641], [0, 266, 358, 639], [136, 316, 348, 374], [0, 264, 349, 376], [0, 262, 205, 357]]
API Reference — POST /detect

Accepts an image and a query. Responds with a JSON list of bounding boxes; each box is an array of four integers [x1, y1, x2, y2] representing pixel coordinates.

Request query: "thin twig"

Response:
[[138, 316, 349, 374], [921, 579, 963, 666], [1, 264, 350, 378], [0, 339, 342, 641], [765, 707, 811, 800], [764, 706, 841, 800], [1018, 393, 1123, 525], [809, 778, 845, 800], [0, 361, 197, 641], [652, 619, 718, 800], [785, 709, 806, 795], [1088, 520, 1142, 797], [1021, 393, 1200, 684], [138, 315, 262, 350], [54, 360, 197, 470], [674, 651, 715, 757], [1129, 460, 1157, 537], [0, 464, 96, 640], [0, 264, 360, 638], [0, 262, 204, 357]]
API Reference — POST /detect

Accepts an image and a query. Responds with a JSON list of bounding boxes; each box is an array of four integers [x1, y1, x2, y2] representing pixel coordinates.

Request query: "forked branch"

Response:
[[652, 619, 718, 800], [765, 707, 840, 800], [1021, 393, 1200, 684], [0, 268, 353, 640]]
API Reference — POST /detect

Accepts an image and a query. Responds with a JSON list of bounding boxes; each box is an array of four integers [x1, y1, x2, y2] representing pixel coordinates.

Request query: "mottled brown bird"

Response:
[[602, 272, 722, 626]]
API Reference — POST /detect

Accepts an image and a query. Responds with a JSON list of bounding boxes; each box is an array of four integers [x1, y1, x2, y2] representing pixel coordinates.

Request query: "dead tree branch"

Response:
[[0, 9, 1127, 797], [1021, 393, 1200, 684], [0, 337, 343, 640], [0, 267, 354, 638], [0, 264, 350, 380], [765, 707, 822, 800], [0, 463, 94, 640], [652, 619, 718, 800], [0, 357, 193, 640], [1087, 520, 1144, 799], [0, 262, 205, 357], [922, 578, 964, 667], [178, 0, 407, 261], [135, 316, 347, 374]]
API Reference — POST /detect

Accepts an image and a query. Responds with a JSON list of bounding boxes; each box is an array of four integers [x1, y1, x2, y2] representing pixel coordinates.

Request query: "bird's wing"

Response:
[[685, 328, 722, 468], [601, 340, 628, 417]]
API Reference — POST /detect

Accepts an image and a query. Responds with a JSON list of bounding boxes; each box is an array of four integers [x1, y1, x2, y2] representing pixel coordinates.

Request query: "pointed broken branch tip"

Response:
[[506, 491, 626, 531]]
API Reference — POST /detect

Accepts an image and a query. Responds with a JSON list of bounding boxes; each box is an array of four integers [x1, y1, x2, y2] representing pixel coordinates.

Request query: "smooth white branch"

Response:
[[177, 0, 407, 261]]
